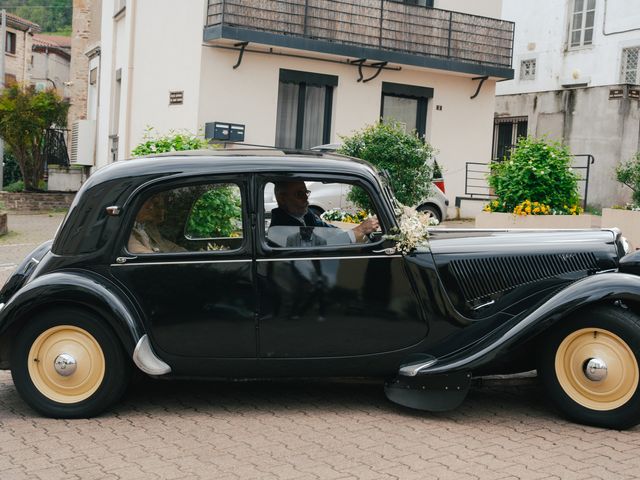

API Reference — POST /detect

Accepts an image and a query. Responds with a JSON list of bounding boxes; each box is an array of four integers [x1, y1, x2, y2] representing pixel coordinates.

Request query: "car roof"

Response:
[[53, 149, 384, 256], [85, 148, 381, 187]]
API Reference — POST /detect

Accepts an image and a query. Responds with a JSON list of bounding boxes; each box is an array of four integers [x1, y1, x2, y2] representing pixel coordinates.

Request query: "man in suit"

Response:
[[270, 181, 379, 243]]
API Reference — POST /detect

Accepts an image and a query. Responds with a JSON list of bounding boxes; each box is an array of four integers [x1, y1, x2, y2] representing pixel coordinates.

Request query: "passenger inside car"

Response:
[[128, 194, 187, 254], [268, 180, 379, 247]]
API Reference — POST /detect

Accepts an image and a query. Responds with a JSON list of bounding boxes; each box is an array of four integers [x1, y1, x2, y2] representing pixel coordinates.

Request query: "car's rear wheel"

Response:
[[11, 307, 130, 418], [538, 305, 640, 429], [417, 204, 441, 223]]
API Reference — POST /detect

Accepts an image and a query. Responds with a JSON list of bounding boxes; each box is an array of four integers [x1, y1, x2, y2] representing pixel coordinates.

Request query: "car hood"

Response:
[[425, 228, 621, 319]]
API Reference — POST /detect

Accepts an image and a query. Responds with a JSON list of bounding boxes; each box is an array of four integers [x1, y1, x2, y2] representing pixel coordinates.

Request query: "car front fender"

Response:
[[406, 272, 640, 376], [0, 269, 145, 356]]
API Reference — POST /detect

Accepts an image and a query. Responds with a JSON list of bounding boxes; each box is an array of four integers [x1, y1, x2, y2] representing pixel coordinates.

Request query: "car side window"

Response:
[[128, 183, 243, 254], [263, 179, 382, 249]]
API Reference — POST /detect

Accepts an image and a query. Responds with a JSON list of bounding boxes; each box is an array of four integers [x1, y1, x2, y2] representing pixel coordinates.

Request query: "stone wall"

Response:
[[0, 192, 75, 212], [68, 0, 100, 127]]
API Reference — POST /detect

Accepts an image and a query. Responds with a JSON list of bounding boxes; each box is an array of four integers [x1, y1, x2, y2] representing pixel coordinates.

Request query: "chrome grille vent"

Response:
[[449, 252, 598, 303]]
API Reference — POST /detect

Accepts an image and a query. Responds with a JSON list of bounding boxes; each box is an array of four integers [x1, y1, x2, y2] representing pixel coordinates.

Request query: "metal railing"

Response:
[[206, 0, 514, 69], [463, 155, 595, 210]]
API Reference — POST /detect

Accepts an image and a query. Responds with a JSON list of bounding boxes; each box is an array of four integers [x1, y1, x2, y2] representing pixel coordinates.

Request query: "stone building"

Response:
[[2, 12, 40, 85]]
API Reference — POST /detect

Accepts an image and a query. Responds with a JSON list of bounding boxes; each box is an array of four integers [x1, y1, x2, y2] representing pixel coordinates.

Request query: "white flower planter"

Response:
[[601, 208, 640, 251], [475, 212, 596, 229]]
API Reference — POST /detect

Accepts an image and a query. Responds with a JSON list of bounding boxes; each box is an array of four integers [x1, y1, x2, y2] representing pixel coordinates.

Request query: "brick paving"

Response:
[[1, 214, 639, 479]]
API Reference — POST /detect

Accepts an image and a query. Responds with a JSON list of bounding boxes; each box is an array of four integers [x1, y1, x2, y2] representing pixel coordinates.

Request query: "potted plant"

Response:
[[602, 152, 640, 250], [477, 136, 593, 228]]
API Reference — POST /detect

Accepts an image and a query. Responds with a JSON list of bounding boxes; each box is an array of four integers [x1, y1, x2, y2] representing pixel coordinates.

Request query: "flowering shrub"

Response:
[[485, 136, 582, 215], [385, 206, 438, 255], [615, 152, 640, 208], [484, 199, 583, 216], [321, 209, 369, 223]]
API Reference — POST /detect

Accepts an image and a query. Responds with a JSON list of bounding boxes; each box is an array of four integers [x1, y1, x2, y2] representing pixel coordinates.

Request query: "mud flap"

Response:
[[384, 370, 472, 412]]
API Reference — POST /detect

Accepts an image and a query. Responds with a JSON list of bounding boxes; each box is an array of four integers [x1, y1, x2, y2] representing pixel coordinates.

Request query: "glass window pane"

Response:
[[128, 184, 243, 254], [265, 180, 380, 249], [301, 85, 326, 150], [585, 11, 595, 28], [574, 0, 584, 13], [573, 12, 583, 29], [571, 30, 581, 47], [587, 0, 595, 10], [584, 28, 593, 44], [275, 82, 299, 149], [382, 95, 418, 133]]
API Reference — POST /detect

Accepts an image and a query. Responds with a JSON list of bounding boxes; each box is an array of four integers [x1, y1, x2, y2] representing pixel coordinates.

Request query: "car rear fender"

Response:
[[0, 270, 145, 357], [402, 272, 640, 376]]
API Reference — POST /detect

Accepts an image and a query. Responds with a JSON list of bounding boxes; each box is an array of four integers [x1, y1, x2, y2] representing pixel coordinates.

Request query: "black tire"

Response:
[[417, 204, 441, 223], [10, 306, 130, 418], [538, 305, 640, 429]]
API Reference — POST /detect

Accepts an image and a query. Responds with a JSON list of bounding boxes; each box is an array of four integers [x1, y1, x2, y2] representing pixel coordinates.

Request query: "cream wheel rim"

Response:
[[555, 328, 639, 411], [27, 325, 105, 404]]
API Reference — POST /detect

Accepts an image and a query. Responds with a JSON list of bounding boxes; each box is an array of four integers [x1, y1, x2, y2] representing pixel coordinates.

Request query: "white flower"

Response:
[[385, 205, 433, 254]]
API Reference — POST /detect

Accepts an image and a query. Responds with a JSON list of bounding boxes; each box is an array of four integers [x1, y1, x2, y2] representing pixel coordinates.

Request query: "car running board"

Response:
[[384, 370, 471, 412]]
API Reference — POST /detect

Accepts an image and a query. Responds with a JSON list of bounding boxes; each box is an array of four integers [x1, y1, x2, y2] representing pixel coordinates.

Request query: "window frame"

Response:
[[380, 82, 433, 140], [257, 173, 389, 254], [520, 58, 537, 81], [5, 31, 16, 55], [122, 177, 249, 258], [621, 46, 640, 84], [275, 69, 338, 150], [568, 0, 596, 49]]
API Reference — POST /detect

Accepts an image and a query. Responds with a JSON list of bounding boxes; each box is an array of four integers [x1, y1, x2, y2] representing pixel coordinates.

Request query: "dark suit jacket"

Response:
[[270, 208, 332, 228]]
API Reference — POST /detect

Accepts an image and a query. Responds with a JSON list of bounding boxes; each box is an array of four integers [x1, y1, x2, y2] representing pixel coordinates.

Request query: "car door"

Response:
[[109, 177, 256, 359], [256, 174, 427, 359]]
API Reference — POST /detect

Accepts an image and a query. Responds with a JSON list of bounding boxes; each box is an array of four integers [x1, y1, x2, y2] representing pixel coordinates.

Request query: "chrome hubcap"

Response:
[[584, 357, 608, 382], [53, 353, 77, 377]]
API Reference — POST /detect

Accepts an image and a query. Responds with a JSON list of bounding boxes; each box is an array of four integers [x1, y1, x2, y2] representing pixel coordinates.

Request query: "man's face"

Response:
[[137, 195, 165, 224], [277, 181, 310, 217]]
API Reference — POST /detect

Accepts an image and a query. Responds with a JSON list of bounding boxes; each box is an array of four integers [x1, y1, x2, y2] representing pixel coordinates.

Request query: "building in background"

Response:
[[496, 0, 640, 209], [71, 0, 514, 217], [31, 34, 71, 96], [2, 12, 40, 85]]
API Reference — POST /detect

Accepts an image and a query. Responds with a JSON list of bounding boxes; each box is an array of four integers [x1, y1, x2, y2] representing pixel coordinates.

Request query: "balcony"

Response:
[[204, 0, 514, 79]]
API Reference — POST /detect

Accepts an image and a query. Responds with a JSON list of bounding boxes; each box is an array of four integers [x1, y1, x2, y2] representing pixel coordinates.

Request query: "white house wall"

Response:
[[94, 0, 503, 217], [498, 0, 640, 94], [127, 0, 205, 154], [437, 0, 502, 18], [198, 50, 497, 217]]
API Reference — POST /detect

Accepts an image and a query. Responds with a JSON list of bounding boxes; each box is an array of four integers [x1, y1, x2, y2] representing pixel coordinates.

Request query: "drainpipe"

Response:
[[124, 0, 137, 158], [23, 28, 31, 84]]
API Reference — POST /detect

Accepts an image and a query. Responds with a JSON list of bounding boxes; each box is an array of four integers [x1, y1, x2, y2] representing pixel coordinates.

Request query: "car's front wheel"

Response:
[[11, 307, 130, 418], [417, 204, 441, 223], [539, 305, 640, 429]]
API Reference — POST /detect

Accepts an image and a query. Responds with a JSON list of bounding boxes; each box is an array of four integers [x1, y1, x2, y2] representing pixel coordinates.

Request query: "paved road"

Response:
[[0, 214, 639, 479]]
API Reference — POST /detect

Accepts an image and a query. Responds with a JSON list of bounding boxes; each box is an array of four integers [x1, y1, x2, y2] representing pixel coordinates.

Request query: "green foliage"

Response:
[[2, 151, 22, 186], [4, 180, 24, 192], [0, 0, 72, 34], [131, 128, 210, 157], [0, 84, 69, 191], [338, 121, 434, 211], [487, 136, 581, 213], [615, 152, 640, 207], [186, 186, 242, 238]]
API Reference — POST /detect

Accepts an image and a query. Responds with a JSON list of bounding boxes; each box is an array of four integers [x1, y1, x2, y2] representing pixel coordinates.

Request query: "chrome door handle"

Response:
[[372, 248, 396, 255], [115, 256, 137, 264]]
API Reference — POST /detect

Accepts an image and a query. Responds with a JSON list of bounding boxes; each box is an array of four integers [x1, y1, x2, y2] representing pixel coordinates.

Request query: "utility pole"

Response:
[[0, 9, 5, 191]]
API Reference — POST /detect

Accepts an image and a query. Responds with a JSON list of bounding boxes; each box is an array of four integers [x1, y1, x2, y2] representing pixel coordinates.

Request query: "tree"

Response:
[[0, 84, 69, 191], [338, 121, 434, 210], [0, 0, 72, 35]]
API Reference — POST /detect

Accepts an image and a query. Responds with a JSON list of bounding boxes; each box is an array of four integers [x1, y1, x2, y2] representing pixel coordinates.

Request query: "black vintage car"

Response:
[[1, 149, 640, 429]]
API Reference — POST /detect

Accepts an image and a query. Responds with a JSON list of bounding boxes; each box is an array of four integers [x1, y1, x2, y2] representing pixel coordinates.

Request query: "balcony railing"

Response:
[[206, 0, 514, 71]]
